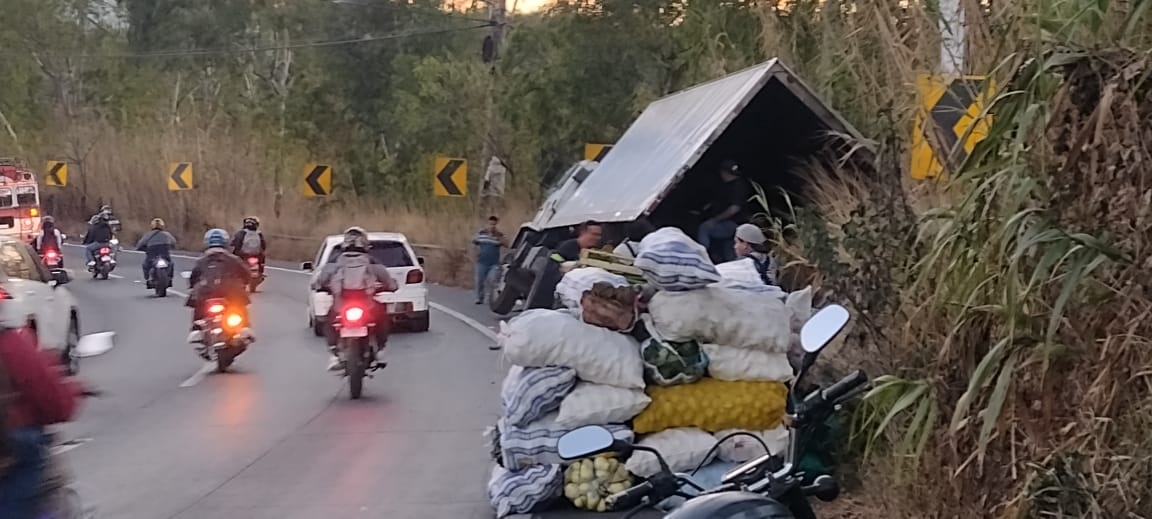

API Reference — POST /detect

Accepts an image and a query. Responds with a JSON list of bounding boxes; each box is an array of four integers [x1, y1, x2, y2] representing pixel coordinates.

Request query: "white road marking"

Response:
[[429, 302, 499, 342], [50, 437, 94, 455], [179, 361, 216, 388]]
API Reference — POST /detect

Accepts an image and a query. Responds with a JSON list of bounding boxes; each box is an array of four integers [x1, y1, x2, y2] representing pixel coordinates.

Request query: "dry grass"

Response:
[[36, 125, 534, 285]]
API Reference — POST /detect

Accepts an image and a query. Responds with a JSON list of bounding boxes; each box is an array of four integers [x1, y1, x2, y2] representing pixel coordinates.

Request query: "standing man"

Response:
[[697, 160, 751, 263], [473, 216, 506, 305]]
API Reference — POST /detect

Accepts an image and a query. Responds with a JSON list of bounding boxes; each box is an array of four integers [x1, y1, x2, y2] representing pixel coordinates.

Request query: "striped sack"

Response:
[[633, 227, 721, 291], [501, 365, 577, 428], [499, 413, 633, 471], [488, 464, 563, 518]]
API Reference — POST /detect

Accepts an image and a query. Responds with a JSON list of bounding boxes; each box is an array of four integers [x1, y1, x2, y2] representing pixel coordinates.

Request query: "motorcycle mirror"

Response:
[[557, 425, 616, 460], [800, 305, 850, 354], [180, 271, 192, 280], [75, 331, 116, 358]]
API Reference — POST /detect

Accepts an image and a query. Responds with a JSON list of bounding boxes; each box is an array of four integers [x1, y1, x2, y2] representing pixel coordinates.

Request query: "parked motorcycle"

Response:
[[146, 258, 173, 297], [330, 292, 385, 399], [243, 255, 264, 293], [88, 238, 118, 280], [556, 305, 866, 519]]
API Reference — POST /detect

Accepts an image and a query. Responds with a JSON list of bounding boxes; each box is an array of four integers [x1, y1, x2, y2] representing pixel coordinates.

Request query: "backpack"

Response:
[[239, 230, 263, 256], [196, 253, 235, 293], [332, 253, 374, 292]]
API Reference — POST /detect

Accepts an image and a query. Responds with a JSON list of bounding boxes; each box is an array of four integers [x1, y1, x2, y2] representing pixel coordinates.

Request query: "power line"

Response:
[[8, 23, 493, 60]]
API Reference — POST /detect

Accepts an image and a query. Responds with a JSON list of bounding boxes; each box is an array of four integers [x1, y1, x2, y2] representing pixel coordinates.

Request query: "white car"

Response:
[[0, 238, 81, 373], [302, 232, 430, 334]]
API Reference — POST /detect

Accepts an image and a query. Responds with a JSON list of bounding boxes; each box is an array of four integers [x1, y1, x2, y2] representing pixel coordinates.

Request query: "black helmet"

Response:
[[665, 492, 795, 519]]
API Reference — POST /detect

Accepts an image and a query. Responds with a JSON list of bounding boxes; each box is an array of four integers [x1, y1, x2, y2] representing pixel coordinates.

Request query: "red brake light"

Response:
[[99, 247, 110, 255], [0, 286, 11, 300], [248, 257, 258, 264], [45, 251, 57, 258], [343, 307, 365, 323], [207, 303, 225, 314], [406, 269, 424, 284]]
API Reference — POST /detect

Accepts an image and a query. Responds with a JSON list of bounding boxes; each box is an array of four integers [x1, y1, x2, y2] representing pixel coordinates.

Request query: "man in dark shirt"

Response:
[[552, 220, 604, 262], [697, 160, 751, 263]]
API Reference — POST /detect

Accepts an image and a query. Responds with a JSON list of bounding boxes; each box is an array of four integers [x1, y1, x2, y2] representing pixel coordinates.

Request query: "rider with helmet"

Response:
[[185, 229, 253, 345], [32, 215, 64, 258], [136, 218, 177, 286], [313, 227, 397, 371], [231, 216, 267, 276], [82, 207, 117, 267]]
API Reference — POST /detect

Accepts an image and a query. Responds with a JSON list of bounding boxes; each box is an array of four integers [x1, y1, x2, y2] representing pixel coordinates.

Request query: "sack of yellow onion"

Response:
[[563, 455, 634, 512]]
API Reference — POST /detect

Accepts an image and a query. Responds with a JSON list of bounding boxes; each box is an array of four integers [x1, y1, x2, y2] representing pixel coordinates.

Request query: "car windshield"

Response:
[[15, 186, 36, 206], [0, 188, 12, 209], [328, 240, 413, 267]]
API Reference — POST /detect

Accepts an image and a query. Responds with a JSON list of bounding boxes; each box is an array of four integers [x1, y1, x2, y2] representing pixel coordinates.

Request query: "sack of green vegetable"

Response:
[[563, 455, 634, 512], [639, 314, 708, 386]]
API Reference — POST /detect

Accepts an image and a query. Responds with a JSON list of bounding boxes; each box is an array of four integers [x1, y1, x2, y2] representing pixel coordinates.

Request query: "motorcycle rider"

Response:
[[231, 216, 267, 276], [0, 326, 81, 518], [185, 229, 254, 347], [136, 218, 177, 286], [312, 227, 397, 371], [32, 216, 64, 258], [82, 207, 117, 268]]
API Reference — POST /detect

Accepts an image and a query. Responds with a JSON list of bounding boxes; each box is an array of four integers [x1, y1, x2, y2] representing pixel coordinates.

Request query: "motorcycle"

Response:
[[181, 271, 253, 372], [330, 291, 386, 399], [146, 257, 173, 297], [243, 255, 265, 293], [88, 238, 118, 280], [556, 305, 867, 519], [40, 248, 63, 269]]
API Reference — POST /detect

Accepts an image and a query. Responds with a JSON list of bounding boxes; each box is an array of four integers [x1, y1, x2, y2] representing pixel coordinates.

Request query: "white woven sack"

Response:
[[714, 427, 790, 463], [555, 382, 651, 429], [714, 257, 764, 284], [633, 227, 720, 291], [702, 344, 793, 382], [649, 286, 791, 352], [498, 309, 645, 389], [626, 428, 716, 478], [785, 286, 813, 333], [487, 464, 563, 518], [555, 267, 629, 310]]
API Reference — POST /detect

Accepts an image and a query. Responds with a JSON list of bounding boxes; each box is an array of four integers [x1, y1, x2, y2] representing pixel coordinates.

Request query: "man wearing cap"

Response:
[[734, 223, 779, 286], [697, 159, 752, 263]]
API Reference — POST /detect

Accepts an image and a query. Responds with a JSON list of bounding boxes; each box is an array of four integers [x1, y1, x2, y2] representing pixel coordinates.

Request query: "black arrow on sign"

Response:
[[436, 159, 464, 196], [305, 165, 329, 195], [170, 163, 191, 189], [593, 145, 612, 162], [46, 162, 65, 185], [928, 78, 983, 168]]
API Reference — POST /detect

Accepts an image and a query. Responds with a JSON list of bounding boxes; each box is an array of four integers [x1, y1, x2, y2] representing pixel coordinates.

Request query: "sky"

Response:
[[513, 0, 551, 11]]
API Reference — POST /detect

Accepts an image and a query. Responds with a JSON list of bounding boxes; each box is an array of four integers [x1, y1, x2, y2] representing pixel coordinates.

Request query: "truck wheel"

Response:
[[488, 268, 518, 315]]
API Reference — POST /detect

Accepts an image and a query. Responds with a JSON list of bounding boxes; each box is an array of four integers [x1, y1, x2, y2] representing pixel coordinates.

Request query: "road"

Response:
[[57, 244, 507, 518]]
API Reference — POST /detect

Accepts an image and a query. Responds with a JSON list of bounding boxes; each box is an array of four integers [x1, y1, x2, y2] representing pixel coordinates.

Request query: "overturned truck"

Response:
[[488, 59, 869, 315]]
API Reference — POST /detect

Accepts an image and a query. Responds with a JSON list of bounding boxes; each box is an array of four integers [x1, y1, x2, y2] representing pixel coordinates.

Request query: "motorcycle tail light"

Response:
[[99, 247, 110, 255], [343, 307, 365, 323], [45, 251, 57, 259], [207, 303, 225, 314], [406, 269, 424, 284], [225, 314, 244, 328], [248, 257, 258, 265]]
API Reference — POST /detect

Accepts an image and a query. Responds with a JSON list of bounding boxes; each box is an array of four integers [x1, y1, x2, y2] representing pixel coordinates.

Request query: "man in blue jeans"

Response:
[[473, 216, 506, 304], [697, 160, 752, 263]]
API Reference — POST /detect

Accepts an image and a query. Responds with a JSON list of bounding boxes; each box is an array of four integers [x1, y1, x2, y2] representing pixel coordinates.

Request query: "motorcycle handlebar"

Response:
[[821, 370, 868, 404], [606, 481, 653, 510]]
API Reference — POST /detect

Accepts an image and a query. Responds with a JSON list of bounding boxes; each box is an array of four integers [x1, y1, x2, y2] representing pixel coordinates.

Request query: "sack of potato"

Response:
[[563, 455, 634, 512], [632, 378, 788, 434]]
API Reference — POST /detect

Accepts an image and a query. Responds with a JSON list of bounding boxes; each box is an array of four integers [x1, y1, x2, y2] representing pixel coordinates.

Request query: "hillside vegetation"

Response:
[[3, 0, 1152, 516]]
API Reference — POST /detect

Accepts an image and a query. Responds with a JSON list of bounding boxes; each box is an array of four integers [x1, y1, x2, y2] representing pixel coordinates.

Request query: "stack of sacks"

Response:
[[488, 308, 649, 516], [622, 228, 813, 477], [555, 267, 628, 310]]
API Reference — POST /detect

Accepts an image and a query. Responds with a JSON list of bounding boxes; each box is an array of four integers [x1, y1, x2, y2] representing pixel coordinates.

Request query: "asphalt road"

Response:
[[56, 245, 507, 519]]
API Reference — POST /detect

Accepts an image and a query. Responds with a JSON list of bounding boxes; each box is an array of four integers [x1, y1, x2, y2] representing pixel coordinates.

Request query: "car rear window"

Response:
[[327, 240, 413, 267]]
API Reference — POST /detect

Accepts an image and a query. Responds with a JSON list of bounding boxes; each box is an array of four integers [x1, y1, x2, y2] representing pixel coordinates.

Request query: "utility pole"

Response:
[[939, 0, 965, 75], [478, 0, 507, 217]]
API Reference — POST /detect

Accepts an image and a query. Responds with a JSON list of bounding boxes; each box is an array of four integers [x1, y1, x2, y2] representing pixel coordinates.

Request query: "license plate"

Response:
[[340, 326, 368, 338], [101, 256, 112, 262]]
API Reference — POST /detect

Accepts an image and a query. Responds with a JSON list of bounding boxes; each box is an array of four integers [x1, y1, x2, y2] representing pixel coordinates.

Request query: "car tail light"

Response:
[[225, 314, 244, 328], [0, 286, 11, 300], [247, 257, 258, 265], [343, 307, 365, 323], [207, 303, 225, 314], [406, 269, 424, 284]]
